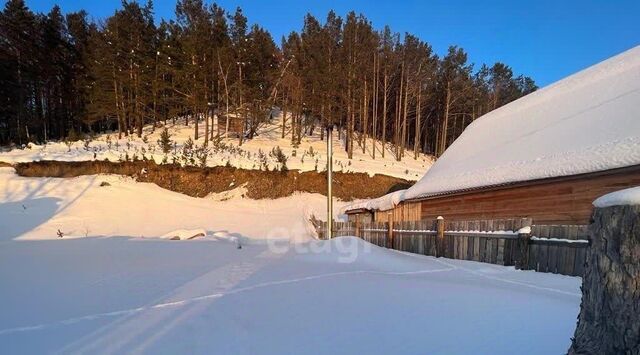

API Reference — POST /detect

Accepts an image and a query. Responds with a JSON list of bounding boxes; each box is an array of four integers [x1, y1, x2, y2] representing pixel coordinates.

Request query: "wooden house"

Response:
[[345, 46, 640, 226]]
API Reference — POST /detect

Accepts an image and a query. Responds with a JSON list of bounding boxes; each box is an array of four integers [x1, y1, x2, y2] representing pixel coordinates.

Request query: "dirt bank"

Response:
[[13, 160, 413, 201]]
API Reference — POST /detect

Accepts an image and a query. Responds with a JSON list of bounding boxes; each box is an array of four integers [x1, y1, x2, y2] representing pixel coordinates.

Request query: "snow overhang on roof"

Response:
[[341, 189, 406, 214]]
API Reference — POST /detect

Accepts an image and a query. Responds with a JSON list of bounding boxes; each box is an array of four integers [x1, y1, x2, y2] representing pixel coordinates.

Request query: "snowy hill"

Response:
[[0, 113, 434, 181]]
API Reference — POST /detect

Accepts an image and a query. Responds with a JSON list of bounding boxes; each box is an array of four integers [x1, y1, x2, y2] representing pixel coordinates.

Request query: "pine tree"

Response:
[[0, 1, 537, 153]]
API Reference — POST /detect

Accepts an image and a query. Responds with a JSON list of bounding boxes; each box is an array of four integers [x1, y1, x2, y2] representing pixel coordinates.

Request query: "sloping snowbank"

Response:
[[405, 45, 640, 200], [593, 186, 640, 207], [0, 167, 345, 242]]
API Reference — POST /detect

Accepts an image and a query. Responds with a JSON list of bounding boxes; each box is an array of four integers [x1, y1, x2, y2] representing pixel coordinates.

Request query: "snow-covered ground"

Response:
[[0, 166, 581, 354], [0, 113, 434, 180], [0, 167, 336, 242]]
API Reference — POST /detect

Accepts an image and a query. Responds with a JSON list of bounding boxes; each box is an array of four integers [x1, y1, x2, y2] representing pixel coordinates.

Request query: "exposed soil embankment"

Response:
[[13, 160, 413, 201]]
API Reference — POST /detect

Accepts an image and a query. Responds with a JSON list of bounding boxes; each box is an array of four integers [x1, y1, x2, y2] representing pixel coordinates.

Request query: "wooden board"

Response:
[[413, 165, 640, 225]]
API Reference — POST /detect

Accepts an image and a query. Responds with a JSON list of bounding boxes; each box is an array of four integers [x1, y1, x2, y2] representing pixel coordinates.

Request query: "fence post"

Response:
[[436, 216, 445, 257], [320, 221, 326, 240], [387, 216, 394, 249], [516, 222, 532, 270], [355, 218, 361, 239]]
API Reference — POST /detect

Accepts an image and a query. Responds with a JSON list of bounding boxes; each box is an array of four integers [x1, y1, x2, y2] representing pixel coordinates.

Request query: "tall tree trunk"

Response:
[[382, 68, 388, 158], [569, 204, 640, 355], [281, 91, 287, 139], [194, 104, 199, 141], [204, 74, 209, 146], [395, 61, 404, 160], [349, 97, 355, 159], [112, 66, 123, 139], [362, 78, 367, 154], [372, 52, 378, 159], [400, 74, 409, 160], [414, 83, 421, 159], [439, 80, 451, 157]]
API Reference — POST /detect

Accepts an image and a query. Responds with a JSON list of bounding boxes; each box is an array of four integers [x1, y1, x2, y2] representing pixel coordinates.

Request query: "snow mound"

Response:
[[593, 186, 640, 208], [161, 229, 207, 240], [405, 45, 640, 200], [296, 236, 447, 272], [340, 189, 405, 213]]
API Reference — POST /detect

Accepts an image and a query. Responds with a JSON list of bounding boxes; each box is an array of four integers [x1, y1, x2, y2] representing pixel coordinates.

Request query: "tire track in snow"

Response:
[[430, 258, 582, 298], [0, 266, 454, 336]]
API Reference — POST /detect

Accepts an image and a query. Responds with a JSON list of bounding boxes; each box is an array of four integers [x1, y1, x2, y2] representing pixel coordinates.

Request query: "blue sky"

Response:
[[26, 0, 640, 87]]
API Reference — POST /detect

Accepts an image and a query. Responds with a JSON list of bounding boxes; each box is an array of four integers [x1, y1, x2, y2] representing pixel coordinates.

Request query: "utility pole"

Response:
[[326, 124, 334, 239]]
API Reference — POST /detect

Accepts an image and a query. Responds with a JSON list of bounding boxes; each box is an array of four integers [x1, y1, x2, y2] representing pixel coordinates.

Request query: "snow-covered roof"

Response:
[[404, 45, 640, 201]]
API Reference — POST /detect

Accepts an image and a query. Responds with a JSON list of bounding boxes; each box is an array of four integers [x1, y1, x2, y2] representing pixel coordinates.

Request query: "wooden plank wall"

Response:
[[393, 220, 438, 255], [441, 218, 531, 266], [315, 218, 589, 277], [360, 221, 388, 248], [524, 225, 589, 276], [374, 202, 421, 224], [417, 166, 640, 225]]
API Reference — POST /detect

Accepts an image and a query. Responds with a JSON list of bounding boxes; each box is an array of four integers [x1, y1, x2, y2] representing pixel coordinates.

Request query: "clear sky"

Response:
[[25, 0, 640, 87]]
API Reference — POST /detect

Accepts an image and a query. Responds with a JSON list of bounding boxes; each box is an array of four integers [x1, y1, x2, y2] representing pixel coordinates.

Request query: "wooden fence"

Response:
[[313, 217, 589, 277]]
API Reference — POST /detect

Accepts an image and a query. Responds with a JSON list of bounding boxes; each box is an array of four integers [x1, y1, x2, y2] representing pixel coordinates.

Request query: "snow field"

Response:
[[0, 236, 581, 354], [0, 167, 582, 354]]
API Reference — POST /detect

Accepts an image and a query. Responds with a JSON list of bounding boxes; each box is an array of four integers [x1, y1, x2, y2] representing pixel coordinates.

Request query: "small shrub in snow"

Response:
[[195, 145, 210, 168], [181, 138, 195, 165], [270, 146, 288, 171], [257, 149, 268, 171], [157, 128, 172, 154], [83, 138, 91, 151]]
